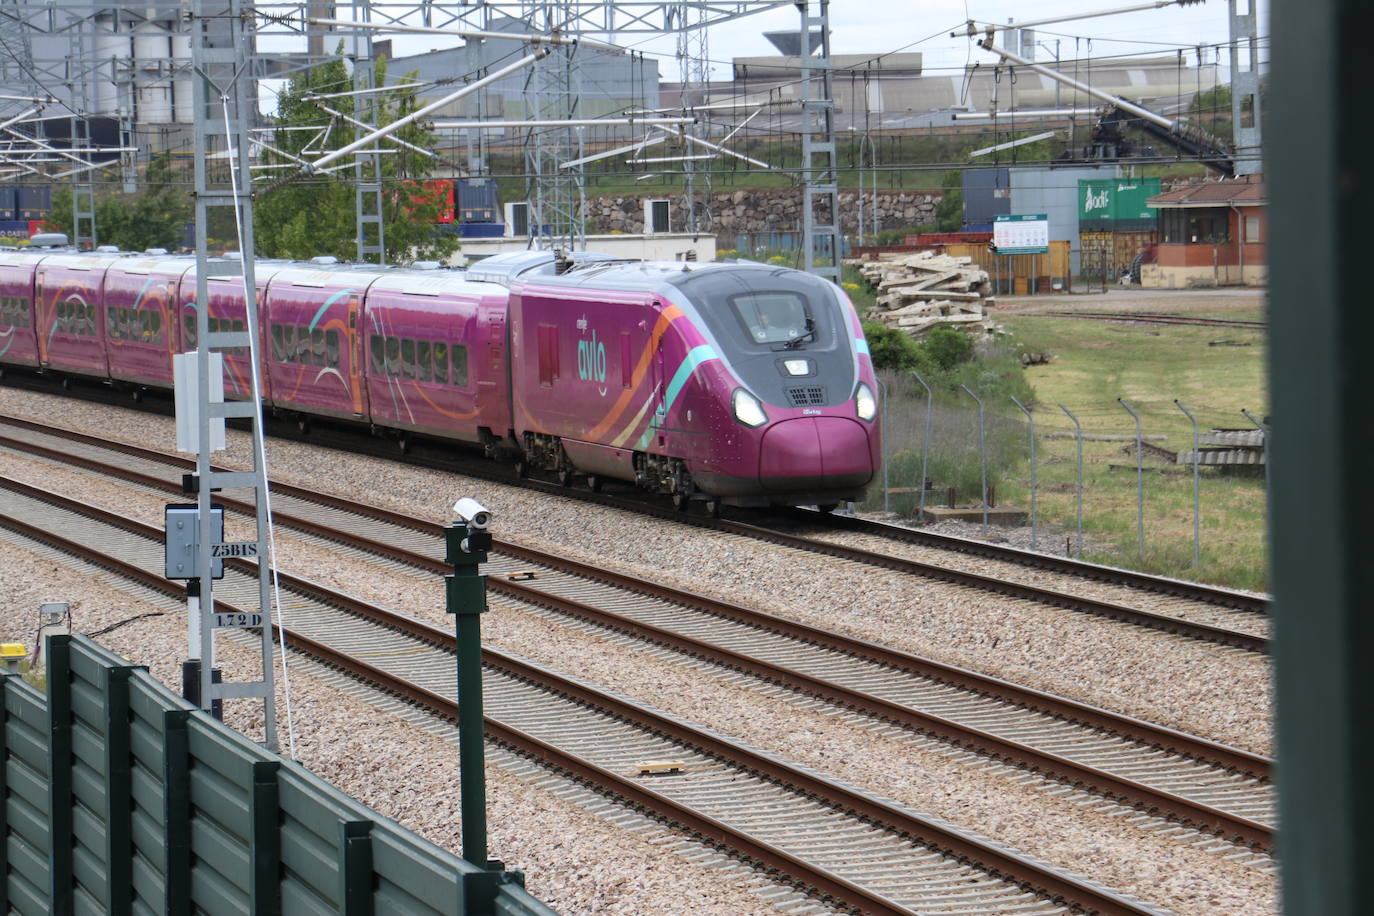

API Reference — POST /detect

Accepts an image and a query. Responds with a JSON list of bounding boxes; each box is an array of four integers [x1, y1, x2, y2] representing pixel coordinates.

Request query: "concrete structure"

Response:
[[449, 232, 715, 267], [1140, 174, 1266, 287]]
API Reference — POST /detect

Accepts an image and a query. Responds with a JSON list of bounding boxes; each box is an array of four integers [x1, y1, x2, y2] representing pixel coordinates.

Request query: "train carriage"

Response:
[[361, 270, 511, 450], [178, 267, 279, 401], [103, 257, 191, 389], [507, 257, 880, 508], [34, 253, 115, 379], [263, 266, 378, 422], [0, 251, 39, 367]]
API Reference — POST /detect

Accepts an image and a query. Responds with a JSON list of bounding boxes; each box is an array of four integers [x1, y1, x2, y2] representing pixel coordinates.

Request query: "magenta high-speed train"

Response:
[[0, 248, 880, 510]]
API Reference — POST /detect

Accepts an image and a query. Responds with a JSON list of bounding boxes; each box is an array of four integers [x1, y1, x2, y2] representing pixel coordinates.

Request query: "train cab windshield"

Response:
[[731, 291, 816, 348]]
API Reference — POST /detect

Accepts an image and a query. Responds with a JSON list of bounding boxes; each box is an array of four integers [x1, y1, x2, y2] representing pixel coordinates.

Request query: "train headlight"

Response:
[[732, 388, 768, 428], [854, 382, 877, 422]]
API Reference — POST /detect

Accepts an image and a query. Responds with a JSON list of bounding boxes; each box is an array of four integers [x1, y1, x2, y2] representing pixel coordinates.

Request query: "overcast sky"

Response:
[[623, 1, 1268, 81]]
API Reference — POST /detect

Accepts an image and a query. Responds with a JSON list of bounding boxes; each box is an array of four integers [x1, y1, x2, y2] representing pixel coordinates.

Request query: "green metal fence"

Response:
[[1, 634, 558, 916]]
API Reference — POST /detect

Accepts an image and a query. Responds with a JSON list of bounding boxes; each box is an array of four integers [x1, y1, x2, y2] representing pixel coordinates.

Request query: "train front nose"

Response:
[[758, 416, 875, 491]]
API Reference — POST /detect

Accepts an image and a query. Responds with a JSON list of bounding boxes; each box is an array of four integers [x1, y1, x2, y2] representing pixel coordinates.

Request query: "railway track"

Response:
[[0, 475, 1185, 916], [0, 411, 1270, 653], [1043, 311, 1265, 330], [0, 424, 1276, 851]]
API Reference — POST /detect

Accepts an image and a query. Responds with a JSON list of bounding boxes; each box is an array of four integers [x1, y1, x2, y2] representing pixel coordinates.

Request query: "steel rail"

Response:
[[0, 481, 1174, 916], [0, 467, 1273, 849], [0, 426, 1272, 773], [0, 413, 1270, 651]]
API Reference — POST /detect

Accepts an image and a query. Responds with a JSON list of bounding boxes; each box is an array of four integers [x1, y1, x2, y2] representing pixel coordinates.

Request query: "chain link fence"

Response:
[[864, 369, 1269, 589]]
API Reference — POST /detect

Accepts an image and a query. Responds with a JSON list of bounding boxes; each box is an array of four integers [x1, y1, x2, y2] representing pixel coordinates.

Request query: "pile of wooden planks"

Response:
[[846, 250, 997, 337]]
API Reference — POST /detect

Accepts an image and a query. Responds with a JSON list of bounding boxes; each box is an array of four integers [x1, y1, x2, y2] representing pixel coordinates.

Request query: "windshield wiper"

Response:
[[781, 317, 816, 350]]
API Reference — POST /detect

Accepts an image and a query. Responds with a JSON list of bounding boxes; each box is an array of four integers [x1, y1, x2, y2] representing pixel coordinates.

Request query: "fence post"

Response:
[[250, 760, 282, 915], [1175, 399, 1201, 567], [162, 709, 192, 916], [1118, 398, 1146, 556], [103, 665, 133, 916], [878, 375, 889, 514], [1242, 408, 1270, 494], [47, 633, 73, 916], [1011, 395, 1037, 550], [914, 371, 933, 522], [1058, 403, 1085, 556], [960, 384, 988, 531]]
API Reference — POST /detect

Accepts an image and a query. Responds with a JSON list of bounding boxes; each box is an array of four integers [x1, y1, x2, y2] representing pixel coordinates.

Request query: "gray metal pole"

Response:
[[961, 384, 989, 531], [1012, 395, 1037, 550], [1241, 408, 1270, 495], [1118, 398, 1145, 556], [1058, 403, 1084, 556], [914, 371, 933, 522], [878, 376, 889, 514], [1175, 399, 1201, 567]]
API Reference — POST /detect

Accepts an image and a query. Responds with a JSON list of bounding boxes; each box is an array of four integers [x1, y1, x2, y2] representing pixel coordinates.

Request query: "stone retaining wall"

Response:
[[585, 189, 942, 236]]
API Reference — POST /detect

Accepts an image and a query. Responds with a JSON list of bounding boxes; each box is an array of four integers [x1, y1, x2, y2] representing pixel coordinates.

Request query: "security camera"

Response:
[[453, 497, 492, 529]]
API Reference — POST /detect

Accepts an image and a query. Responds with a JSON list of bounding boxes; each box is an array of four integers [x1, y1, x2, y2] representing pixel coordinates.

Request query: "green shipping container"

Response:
[[1078, 177, 1161, 230]]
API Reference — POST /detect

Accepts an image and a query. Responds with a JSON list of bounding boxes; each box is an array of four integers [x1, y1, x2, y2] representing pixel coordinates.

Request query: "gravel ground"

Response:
[[0, 537, 800, 916], [0, 386, 1277, 913]]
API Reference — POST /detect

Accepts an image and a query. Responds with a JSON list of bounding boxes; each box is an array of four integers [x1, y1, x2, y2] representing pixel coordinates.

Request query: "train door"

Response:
[[650, 342, 667, 451], [348, 293, 367, 417]]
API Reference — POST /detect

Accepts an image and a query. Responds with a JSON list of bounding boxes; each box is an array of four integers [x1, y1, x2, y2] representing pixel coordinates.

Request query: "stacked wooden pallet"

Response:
[[845, 251, 996, 337]]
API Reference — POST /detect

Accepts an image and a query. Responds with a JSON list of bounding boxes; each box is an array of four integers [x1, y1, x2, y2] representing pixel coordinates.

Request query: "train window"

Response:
[[385, 336, 400, 375], [401, 338, 416, 379], [453, 344, 469, 387], [729, 291, 811, 345], [370, 333, 384, 373], [417, 340, 432, 382], [184, 314, 197, 348], [433, 342, 449, 384], [311, 328, 325, 366], [150, 310, 162, 344], [271, 324, 284, 360], [86, 304, 97, 335], [326, 329, 340, 367], [537, 325, 557, 387]]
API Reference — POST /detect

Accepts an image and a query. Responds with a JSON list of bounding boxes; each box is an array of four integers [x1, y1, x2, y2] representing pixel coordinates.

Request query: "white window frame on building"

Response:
[[644, 199, 670, 235]]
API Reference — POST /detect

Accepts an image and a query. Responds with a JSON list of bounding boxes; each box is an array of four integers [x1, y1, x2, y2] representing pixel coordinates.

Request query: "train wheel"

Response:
[[704, 499, 721, 518], [297, 417, 310, 435], [398, 437, 410, 455], [514, 460, 529, 479], [557, 468, 573, 487], [131, 389, 143, 403], [671, 491, 689, 511], [60, 377, 72, 390], [586, 475, 602, 493], [817, 503, 839, 514]]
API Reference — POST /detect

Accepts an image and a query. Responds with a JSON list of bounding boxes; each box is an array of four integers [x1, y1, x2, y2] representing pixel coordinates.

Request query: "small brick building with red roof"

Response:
[[1140, 174, 1266, 288]]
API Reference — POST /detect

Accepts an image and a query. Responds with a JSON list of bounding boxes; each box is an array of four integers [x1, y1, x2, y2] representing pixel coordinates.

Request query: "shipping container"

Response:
[[16, 186, 51, 220], [0, 187, 17, 222], [1078, 177, 1162, 231]]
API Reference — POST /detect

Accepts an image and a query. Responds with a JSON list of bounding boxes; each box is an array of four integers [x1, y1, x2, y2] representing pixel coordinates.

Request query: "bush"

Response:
[[862, 321, 923, 371], [922, 326, 973, 371]]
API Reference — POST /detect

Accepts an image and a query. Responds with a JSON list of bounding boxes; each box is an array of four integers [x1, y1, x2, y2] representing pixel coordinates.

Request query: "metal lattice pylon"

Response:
[[189, 0, 278, 750], [798, 0, 839, 282]]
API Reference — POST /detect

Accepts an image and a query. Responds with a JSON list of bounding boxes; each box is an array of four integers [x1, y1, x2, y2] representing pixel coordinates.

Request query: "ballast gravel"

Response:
[[0, 387, 1277, 913], [0, 540, 797, 916]]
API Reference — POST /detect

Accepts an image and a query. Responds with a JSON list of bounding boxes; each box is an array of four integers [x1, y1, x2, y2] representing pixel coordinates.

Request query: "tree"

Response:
[[934, 169, 963, 232], [48, 153, 192, 251], [254, 51, 459, 264]]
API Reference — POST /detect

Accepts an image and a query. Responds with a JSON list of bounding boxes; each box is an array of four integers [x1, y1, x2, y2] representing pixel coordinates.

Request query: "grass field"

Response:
[[873, 295, 1271, 591]]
